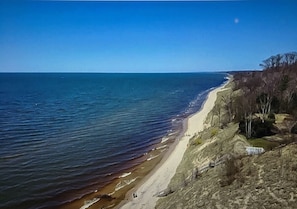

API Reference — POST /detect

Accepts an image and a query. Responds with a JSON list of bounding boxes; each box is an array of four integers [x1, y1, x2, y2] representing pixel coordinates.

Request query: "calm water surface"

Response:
[[0, 73, 226, 209]]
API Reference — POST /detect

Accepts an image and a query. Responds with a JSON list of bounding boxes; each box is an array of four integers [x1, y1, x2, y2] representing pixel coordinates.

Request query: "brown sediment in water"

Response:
[[58, 134, 178, 209]]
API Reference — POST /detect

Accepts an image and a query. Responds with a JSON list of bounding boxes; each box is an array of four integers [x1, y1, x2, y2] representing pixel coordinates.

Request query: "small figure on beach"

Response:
[[132, 193, 138, 198]]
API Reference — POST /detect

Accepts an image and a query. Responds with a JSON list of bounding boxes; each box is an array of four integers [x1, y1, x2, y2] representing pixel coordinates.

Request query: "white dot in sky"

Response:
[[234, 18, 239, 24]]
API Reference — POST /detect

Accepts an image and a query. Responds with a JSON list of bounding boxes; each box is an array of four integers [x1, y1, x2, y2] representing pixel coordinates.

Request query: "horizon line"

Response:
[[0, 69, 261, 74]]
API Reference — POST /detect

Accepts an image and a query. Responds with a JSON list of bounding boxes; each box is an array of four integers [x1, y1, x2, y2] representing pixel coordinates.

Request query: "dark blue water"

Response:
[[0, 73, 226, 209]]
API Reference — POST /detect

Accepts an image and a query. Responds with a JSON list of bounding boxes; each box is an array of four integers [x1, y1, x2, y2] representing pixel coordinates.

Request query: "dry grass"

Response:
[[275, 114, 291, 124], [220, 156, 244, 187]]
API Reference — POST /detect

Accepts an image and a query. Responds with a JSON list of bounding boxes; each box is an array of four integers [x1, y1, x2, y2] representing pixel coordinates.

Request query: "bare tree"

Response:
[[260, 57, 273, 69], [255, 76, 277, 122], [274, 54, 283, 69], [284, 81, 297, 110], [286, 52, 297, 65], [235, 92, 256, 138], [245, 94, 256, 139], [257, 93, 272, 122]]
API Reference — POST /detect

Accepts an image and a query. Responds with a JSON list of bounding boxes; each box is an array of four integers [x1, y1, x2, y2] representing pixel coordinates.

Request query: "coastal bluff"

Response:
[[156, 81, 297, 209]]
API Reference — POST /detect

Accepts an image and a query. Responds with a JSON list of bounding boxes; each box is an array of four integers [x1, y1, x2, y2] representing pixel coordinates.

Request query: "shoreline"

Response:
[[58, 77, 230, 209], [117, 78, 230, 209]]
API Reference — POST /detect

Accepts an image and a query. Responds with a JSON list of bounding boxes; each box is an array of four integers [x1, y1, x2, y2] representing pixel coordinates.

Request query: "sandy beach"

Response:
[[118, 80, 229, 209]]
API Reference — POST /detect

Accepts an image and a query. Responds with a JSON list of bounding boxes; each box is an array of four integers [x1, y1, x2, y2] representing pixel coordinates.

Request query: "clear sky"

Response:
[[0, 1, 297, 73]]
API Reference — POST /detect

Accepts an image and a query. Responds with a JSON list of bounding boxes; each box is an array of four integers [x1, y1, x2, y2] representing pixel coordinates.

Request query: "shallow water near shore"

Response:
[[0, 73, 226, 209]]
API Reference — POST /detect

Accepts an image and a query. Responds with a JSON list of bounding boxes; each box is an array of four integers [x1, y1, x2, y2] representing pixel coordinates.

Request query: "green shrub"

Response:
[[252, 118, 274, 138], [211, 128, 219, 137], [192, 138, 202, 146]]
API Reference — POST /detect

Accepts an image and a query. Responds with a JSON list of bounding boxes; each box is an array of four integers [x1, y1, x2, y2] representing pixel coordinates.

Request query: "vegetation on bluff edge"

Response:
[[232, 52, 297, 140]]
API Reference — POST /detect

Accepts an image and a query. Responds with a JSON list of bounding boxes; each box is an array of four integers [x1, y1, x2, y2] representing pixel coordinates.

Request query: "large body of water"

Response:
[[0, 73, 226, 209]]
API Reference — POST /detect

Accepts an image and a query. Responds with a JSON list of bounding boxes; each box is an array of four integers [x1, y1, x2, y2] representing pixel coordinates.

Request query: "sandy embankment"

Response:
[[119, 80, 229, 209]]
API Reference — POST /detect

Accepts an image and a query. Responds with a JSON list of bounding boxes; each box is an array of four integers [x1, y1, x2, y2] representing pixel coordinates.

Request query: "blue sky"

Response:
[[0, 1, 297, 73]]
